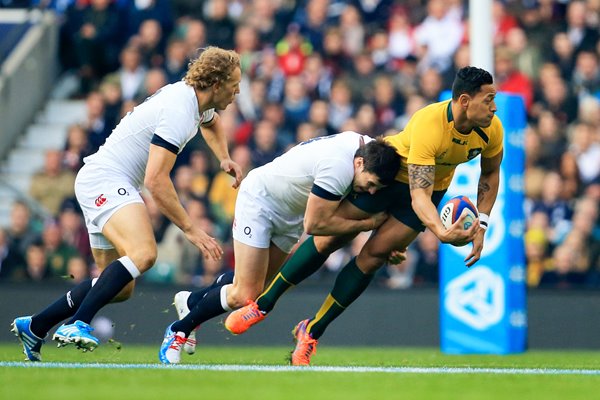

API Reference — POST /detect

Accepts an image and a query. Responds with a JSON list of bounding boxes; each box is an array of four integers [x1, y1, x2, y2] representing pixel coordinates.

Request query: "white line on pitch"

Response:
[[1, 362, 600, 375]]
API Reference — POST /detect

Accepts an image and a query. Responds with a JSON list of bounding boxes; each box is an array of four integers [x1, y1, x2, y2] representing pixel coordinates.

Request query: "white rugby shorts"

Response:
[[232, 175, 304, 254], [74, 163, 144, 249]]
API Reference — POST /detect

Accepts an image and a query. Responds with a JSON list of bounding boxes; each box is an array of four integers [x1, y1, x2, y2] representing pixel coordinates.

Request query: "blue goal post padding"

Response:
[[438, 92, 527, 354]]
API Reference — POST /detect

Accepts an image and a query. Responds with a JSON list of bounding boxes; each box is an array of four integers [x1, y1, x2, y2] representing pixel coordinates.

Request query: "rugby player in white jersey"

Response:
[[159, 131, 401, 364], [11, 47, 244, 360]]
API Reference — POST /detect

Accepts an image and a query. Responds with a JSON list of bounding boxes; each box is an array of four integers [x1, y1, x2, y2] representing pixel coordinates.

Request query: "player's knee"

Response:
[[228, 284, 261, 309], [356, 248, 388, 273], [128, 245, 157, 273], [313, 235, 348, 254]]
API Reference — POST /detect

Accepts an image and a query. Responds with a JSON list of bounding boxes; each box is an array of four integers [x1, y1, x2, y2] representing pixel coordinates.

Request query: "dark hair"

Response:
[[451, 66, 493, 100], [355, 138, 400, 185]]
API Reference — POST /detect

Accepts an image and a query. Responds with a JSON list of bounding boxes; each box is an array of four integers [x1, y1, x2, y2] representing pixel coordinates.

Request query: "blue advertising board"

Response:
[[439, 93, 527, 354]]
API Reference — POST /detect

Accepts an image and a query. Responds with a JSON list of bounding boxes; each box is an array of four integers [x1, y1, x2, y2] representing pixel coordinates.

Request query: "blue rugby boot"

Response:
[[11, 316, 44, 362], [159, 322, 186, 364], [53, 320, 99, 351]]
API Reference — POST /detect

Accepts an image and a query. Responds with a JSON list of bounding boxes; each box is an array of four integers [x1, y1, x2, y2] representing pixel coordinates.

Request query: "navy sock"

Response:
[[30, 279, 94, 338], [188, 271, 234, 309], [172, 286, 228, 336], [68, 260, 136, 324]]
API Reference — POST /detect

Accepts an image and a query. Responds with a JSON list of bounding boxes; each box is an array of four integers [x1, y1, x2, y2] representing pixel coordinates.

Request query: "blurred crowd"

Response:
[[0, 0, 599, 290]]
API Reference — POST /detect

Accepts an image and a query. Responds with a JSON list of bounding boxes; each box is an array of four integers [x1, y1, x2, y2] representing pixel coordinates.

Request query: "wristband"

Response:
[[479, 213, 489, 230]]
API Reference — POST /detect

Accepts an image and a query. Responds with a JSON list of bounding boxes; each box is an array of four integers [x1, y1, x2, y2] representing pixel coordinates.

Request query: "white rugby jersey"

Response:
[[247, 131, 372, 216], [84, 81, 215, 188]]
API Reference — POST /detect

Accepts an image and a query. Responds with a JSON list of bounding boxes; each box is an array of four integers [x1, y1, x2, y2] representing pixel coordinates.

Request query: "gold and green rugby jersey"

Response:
[[385, 100, 504, 191]]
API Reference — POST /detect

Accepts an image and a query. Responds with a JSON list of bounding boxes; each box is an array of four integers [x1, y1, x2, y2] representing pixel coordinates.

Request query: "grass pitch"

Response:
[[1, 344, 599, 400]]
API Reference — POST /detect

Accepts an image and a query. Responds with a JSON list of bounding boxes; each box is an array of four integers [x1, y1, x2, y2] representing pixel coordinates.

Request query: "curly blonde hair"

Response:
[[184, 47, 241, 90]]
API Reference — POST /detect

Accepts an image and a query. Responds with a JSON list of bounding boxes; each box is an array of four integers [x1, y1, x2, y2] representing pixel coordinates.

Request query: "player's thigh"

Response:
[[357, 216, 419, 273], [101, 202, 157, 271], [313, 199, 369, 253], [230, 239, 270, 302]]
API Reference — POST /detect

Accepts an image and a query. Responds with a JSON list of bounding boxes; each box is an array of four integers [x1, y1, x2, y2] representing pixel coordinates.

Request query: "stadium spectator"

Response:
[[82, 91, 113, 154], [327, 79, 354, 131], [387, 7, 415, 64], [203, 0, 236, 49], [123, 0, 173, 41], [155, 198, 207, 286], [539, 245, 587, 289], [281, 76, 311, 134], [29, 149, 76, 216], [307, 99, 336, 137], [373, 74, 403, 131], [567, 121, 600, 189], [339, 4, 365, 57], [0, 227, 26, 280], [413, 0, 464, 73], [562, 0, 599, 55], [181, 19, 206, 59], [23, 240, 53, 282], [131, 19, 166, 69], [62, 124, 92, 173], [105, 45, 147, 102], [163, 38, 188, 84], [135, 67, 168, 102], [208, 144, 253, 234], [41, 220, 79, 278], [5, 201, 40, 263], [249, 119, 284, 167], [61, 0, 123, 94], [504, 27, 543, 81], [494, 46, 534, 111], [58, 199, 92, 264], [187, 150, 212, 200]]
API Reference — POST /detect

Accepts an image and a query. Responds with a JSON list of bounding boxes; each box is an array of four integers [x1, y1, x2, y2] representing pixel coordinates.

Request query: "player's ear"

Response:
[[459, 93, 470, 109], [354, 156, 364, 170]]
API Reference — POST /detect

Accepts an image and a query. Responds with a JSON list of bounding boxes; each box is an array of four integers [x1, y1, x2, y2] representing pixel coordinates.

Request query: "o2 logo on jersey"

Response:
[[244, 226, 252, 238], [95, 194, 107, 207], [117, 188, 129, 196]]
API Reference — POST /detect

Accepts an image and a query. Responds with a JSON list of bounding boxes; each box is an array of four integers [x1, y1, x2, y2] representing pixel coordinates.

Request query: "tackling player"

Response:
[[225, 66, 504, 365], [159, 132, 401, 364], [11, 46, 244, 361]]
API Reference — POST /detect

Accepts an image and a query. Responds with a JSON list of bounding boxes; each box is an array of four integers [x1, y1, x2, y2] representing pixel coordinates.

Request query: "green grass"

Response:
[[1, 344, 600, 400]]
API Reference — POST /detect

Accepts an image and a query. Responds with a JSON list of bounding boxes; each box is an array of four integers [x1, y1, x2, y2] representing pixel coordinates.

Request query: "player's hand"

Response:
[[439, 212, 480, 246], [369, 212, 389, 231], [388, 249, 407, 265], [184, 227, 224, 261], [220, 158, 243, 189], [464, 228, 485, 267]]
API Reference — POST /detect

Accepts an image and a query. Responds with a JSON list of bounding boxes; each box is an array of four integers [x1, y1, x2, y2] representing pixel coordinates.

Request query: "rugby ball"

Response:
[[439, 195, 478, 230]]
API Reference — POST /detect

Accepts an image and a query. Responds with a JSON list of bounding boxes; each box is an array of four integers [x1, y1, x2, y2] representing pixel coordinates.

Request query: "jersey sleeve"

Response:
[[199, 109, 215, 125], [312, 157, 354, 200], [405, 109, 443, 166], [482, 116, 504, 158], [153, 108, 195, 151]]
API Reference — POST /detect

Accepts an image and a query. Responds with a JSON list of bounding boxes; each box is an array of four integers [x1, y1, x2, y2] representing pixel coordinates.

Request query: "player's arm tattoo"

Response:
[[477, 182, 491, 202], [408, 164, 435, 190]]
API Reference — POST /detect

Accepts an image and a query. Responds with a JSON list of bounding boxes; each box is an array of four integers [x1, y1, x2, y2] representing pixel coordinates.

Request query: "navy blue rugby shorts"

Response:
[[348, 181, 446, 232]]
